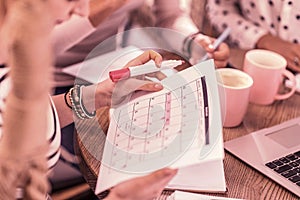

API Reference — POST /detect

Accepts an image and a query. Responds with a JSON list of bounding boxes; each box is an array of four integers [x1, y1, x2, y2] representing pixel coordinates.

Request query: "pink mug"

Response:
[[216, 68, 253, 128], [243, 49, 296, 105]]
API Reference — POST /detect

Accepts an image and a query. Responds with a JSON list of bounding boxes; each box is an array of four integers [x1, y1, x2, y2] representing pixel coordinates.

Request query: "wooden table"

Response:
[[75, 92, 300, 199], [74, 50, 300, 199]]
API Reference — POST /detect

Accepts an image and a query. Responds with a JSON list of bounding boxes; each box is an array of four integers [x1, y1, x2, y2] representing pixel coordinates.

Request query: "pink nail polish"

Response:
[[154, 84, 163, 89]]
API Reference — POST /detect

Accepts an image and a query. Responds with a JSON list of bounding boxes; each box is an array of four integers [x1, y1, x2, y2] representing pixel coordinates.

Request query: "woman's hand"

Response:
[[105, 168, 177, 200], [193, 34, 230, 68], [82, 50, 164, 110], [256, 33, 300, 73]]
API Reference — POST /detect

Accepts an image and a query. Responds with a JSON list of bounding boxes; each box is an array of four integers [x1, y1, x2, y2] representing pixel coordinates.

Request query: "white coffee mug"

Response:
[[216, 68, 253, 127], [243, 49, 296, 105]]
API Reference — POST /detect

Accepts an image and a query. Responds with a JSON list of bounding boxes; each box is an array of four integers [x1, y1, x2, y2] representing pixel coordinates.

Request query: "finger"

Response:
[[154, 71, 167, 81], [108, 168, 177, 200], [117, 78, 163, 93], [111, 79, 163, 106], [214, 60, 228, 68], [213, 43, 230, 59], [287, 60, 300, 72], [218, 42, 230, 53], [138, 82, 163, 92], [194, 35, 214, 53], [124, 50, 163, 68], [145, 71, 167, 80], [143, 168, 178, 196], [134, 74, 146, 80], [286, 52, 300, 72], [145, 168, 177, 183]]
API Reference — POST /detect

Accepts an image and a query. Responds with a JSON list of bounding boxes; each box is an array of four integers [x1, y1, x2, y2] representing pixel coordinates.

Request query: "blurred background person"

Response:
[[52, 0, 230, 92], [207, 0, 300, 72], [0, 0, 176, 199], [0, 0, 79, 198]]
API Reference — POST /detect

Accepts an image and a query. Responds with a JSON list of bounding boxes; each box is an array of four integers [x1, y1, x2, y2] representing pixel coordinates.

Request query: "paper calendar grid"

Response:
[[102, 77, 209, 172]]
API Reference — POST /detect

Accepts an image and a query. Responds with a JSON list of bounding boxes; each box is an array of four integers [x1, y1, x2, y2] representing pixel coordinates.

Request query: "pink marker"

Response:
[[109, 60, 184, 82]]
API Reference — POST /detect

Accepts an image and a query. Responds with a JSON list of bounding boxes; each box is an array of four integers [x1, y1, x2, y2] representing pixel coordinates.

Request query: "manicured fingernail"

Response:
[[164, 168, 178, 176], [208, 44, 214, 49], [154, 83, 163, 89]]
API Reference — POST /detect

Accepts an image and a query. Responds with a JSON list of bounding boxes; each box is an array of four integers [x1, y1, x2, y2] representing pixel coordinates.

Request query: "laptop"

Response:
[[224, 117, 300, 197]]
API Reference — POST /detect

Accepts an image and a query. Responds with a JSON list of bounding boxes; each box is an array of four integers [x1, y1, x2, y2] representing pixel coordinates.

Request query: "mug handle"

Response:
[[275, 69, 296, 100]]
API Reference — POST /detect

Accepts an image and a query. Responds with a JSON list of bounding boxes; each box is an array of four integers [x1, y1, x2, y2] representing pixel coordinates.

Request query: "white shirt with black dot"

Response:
[[207, 0, 300, 49]]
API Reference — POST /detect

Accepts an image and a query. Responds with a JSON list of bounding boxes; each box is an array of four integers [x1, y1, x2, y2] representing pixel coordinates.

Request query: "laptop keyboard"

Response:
[[265, 150, 300, 187]]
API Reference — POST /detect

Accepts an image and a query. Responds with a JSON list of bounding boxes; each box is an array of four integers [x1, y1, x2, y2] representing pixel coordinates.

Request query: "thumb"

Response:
[[144, 168, 178, 188]]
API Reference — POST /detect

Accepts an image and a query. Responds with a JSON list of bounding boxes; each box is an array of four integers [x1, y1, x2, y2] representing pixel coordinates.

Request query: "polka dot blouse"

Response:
[[207, 0, 300, 49]]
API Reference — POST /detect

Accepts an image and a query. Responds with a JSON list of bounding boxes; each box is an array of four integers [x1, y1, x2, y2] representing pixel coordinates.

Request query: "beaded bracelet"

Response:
[[68, 85, 96, 119], [69, 87, 85, 120]]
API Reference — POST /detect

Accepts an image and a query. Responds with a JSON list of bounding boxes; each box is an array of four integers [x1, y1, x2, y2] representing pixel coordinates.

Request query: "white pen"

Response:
[[109, 60, 184, 82], [199, 27, 231, 62]]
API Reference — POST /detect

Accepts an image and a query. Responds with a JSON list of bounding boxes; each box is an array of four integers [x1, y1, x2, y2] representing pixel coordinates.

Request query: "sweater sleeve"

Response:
[[150, 0, 199, 55], [52, 15, 96, 55], [153, 0, 198, 35]]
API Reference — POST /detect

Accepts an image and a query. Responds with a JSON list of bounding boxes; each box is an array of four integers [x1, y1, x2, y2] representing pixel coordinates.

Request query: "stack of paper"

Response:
[[168, 191, 243, 200]]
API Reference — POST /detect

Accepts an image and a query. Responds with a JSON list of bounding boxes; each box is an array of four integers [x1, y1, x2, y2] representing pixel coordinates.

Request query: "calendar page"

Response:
[[95, 59, 224, 194]]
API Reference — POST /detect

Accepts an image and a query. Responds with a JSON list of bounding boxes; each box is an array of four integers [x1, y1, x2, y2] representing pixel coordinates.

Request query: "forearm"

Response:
[[0, 95, 49, 199], [52, 82, 112, 128], [0, 0, 52, 158], [52, 0, 125, 55], [0, 95, 48, 157], [52, 93, 74, 128]]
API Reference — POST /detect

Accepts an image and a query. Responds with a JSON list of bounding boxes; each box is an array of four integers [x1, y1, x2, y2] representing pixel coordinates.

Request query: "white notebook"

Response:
[[95, 60, 226, 194]]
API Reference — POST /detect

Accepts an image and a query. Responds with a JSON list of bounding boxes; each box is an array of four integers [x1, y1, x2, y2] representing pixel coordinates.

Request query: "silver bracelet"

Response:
[[69, 87, 85, 120], [79, 85, 96, 119], [182, 32, 199, 59], [69, 85, 96, 119]]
